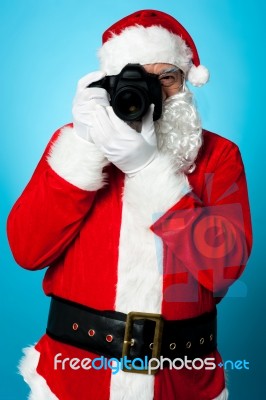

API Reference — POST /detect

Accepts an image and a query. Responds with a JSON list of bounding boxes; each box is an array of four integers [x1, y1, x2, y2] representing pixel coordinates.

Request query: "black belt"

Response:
[[46, 297, 217, 374]]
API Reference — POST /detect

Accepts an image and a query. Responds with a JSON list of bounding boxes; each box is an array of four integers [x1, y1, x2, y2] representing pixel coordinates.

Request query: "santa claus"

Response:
[[7, 9, 252, 400]]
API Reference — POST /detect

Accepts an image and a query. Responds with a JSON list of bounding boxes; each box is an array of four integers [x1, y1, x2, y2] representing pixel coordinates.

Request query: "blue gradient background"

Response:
[[1, 0, 264, 399]]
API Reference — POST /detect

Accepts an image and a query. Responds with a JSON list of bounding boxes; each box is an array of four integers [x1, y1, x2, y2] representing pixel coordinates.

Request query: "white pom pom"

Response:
[[187, 64, 210, 87]]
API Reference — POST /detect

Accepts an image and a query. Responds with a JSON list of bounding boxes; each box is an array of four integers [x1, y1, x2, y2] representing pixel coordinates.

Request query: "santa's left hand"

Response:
[[90, 105, 158, 175]]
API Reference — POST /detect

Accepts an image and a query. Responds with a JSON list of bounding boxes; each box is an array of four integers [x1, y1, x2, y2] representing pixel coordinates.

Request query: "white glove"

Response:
[[90, 104, 158, 175], [72, 71, 110, 141]]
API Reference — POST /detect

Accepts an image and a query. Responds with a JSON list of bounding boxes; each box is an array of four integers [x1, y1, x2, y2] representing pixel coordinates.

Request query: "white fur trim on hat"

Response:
[[98, 25, 193, 76]]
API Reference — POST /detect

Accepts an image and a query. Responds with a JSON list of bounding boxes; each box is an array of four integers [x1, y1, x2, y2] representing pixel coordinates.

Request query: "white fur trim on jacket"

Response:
[[18, 345, 59, 400], [47, 126, 110, 191], [110, 153, 190, 400], [98, 25, 193, 75], [213, 388, 229, 400]]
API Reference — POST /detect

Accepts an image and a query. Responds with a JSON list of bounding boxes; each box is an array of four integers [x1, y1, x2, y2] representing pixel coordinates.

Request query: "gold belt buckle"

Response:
[[122, 311, 164, 375]]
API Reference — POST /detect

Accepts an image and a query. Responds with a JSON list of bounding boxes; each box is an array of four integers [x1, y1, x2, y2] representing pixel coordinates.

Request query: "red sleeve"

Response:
[[7, 128, 97, 270], [150, 142, 252, 295]]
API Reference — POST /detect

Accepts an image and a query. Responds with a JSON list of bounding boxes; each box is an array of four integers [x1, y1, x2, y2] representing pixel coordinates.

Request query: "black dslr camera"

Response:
[[88, 64, 162, 122]]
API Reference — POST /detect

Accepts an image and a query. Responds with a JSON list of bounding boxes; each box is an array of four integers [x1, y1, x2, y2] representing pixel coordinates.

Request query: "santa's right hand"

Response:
[[72, 71, 110, 142]]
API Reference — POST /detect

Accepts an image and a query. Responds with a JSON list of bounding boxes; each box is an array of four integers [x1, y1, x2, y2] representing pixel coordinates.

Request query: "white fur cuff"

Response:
[[47, 126, 110, 191]]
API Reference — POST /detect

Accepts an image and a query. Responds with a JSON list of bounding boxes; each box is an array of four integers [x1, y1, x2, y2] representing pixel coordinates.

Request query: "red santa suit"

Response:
[[7, 9, 252, 400]]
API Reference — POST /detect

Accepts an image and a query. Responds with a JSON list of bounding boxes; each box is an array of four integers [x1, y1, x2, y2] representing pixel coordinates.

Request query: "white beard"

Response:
[[155, 90, 202, 173]]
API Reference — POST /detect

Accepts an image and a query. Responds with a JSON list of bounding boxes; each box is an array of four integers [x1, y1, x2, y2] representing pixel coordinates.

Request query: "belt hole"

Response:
[[106, 334, 113, 343], [200, 338, 204, 345], [149, 343, 154, 350], [186, 341, 191, 348], [88, 329, 95, 337], [169, 343, 176, 350], [72, 323, 79, 331], [210, 334, 213, 341]]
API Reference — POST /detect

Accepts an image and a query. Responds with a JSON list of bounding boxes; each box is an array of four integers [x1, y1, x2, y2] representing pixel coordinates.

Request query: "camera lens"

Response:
[[112, 86, 149, 121]]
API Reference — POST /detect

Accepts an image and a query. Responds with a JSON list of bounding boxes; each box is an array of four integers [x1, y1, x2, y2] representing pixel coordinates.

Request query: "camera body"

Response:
[[88, 64, 162, 122]]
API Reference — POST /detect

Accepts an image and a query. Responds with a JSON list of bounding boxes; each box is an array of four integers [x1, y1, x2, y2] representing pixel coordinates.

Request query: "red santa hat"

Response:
[[98, 9, 209, 87]]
